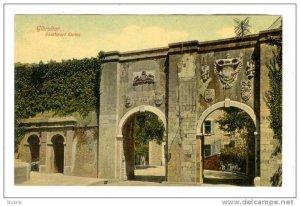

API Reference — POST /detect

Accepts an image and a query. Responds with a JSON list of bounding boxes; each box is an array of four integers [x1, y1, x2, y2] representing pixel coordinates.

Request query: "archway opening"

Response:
[[51, 135, 65, 173], [200, 107, 257, 186], [122, 111, 166, 183], [27, 135, 40, 171]]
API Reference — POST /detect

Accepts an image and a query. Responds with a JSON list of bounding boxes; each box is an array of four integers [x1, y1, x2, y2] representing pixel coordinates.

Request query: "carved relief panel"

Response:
[[214, 54, 243, 89], [201, 65, 210, 81], [154, 91, 164, 107], [125, 96, 133, 108], [246, 60, 255, 79], [132, 71, 155, 86], [177, 54, 196, 81], [241, 81, 251, 102], [204, 89, 215, 103]]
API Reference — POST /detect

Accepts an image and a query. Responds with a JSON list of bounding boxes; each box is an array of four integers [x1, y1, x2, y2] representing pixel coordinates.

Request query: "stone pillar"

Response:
[[254, 131, 259, 177], [39, 131, 47, 173], [63, 129, 74, 175], [116, 136, 126, 180], [259, 31, 282, 186], [122, 115, 135, 179], [166, 51, 183, 182], [161, 141, 166, 166], [167, 42, 199, 183], [149, 140, 162, 166], [196, 134, 204, 184], [98, 54, 121, 179]]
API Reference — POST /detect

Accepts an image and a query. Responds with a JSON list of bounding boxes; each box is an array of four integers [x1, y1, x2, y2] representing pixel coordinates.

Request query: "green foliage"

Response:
[[134, 111, 165, 154], [216, 107, 255, 134], [270, 165, 282, 186], [265, 44, 282, 154], [15, 53, 104, 150], [219, 146, 247, 173], [234, 17, 251, 37], [216, 107, 255, 172]]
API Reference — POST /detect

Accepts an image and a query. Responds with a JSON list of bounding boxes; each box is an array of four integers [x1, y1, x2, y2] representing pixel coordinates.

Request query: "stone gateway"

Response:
[[18, 28, 282, 186]]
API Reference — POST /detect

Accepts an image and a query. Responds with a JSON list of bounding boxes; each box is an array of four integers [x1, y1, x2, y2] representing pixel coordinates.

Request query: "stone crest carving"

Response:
[[154, 91, 164, 107], [204, 89, 215, 103], [214, 54, 243, 89], [241, 81, 251, 102], [125, 96, 133, 108], [132, 71, 155, 86], [201, 65, 210, 81], [246, 60, 255, 79]]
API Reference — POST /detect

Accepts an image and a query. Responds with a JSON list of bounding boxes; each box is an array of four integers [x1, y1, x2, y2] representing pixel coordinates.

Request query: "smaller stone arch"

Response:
[[51, 134, 65, 173], [196, 99, 258, 135], [27, 135, 40, 166], [117, 105, 167, 137], [23, 132, 40, 145]]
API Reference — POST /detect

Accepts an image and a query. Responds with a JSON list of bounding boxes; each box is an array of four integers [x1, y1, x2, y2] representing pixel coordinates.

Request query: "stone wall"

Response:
[[259, 32, 282, 186], [72, 127, 98, 177], [17, 28, 282, 186], [149, 140, 162, 166]]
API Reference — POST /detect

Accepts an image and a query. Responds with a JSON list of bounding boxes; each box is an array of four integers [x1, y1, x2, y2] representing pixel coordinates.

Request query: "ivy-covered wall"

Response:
[[15, 55, 103, 148]]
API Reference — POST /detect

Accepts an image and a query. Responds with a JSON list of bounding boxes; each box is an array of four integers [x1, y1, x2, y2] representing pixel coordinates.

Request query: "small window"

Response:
[[204, 145, 211, 157], [203, 120, 212, 134]]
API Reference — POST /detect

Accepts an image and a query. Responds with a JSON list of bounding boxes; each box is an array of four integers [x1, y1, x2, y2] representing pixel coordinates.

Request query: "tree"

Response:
[[134, 111, 165, 155], [216, 107, 255, 173], [234, 17, 251, 38]]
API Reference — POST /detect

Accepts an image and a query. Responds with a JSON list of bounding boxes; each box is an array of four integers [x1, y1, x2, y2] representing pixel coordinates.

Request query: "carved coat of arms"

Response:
[[241, 81, 251, 102], [246, 60, 255, 79], [214, 54, 243, 89], [132, 71, 155, 86], [201, 65, 210, 81], [204, 89, 215, 103]]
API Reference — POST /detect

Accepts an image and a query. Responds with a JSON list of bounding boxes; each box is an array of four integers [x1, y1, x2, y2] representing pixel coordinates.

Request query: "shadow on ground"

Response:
[[204, 177, 251, 186], [203, 169, 252, 186], [132, 175, 165, 183]]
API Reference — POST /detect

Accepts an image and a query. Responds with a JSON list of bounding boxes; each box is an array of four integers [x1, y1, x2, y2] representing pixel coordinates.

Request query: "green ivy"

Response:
[[15, 52, 104, 150], [265, 43, 282, 155]]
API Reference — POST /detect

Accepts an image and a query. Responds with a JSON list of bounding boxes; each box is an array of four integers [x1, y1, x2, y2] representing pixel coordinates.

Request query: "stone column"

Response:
[[196, 134, 204, 184], [63, 129, 74, 175], [98, 54, 121, 179], [254, 131, 259, 177], [259, 30, 282, 186], [39, 131, 47, 173], [116, 136, 126, 180], [161, 141, 166, 166], [167, 43, 199, 183]]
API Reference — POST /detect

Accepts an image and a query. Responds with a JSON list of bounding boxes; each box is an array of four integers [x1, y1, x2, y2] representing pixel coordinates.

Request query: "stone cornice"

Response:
[[102, 28, 282, 62]]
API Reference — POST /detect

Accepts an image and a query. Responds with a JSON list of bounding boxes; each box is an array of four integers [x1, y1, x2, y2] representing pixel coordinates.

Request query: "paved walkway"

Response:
[[17, 166, 249, 186], [18, 172, 110, 186]]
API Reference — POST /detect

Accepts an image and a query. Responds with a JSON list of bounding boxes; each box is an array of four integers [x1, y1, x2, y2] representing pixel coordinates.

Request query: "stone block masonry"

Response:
[[18, 28, 282, 186]]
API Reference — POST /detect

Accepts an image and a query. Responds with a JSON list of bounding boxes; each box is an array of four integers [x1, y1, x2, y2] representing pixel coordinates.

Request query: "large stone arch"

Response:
[[115, 105, 167, 180], [195, 99, 260, 183], [117, 105, 167, 137], [196, 99, 258, 135]]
